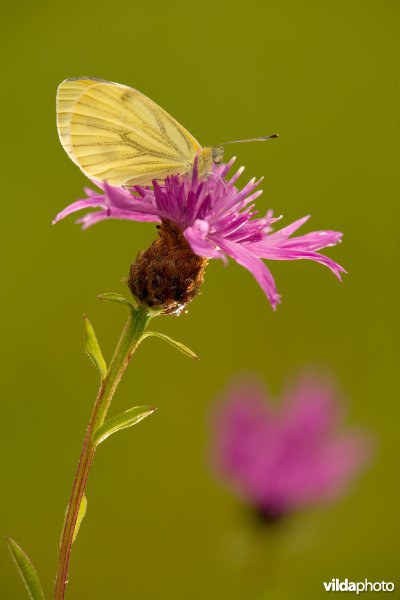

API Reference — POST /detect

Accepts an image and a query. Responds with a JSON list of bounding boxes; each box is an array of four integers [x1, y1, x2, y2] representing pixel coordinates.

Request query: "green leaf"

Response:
[[6, 538, 46, 600], [143, 331, 199, 360], [72, 495, 88, 544], [93, 406, 156, 447], [83, 315, 107, 379], [98, 292, 136, 308]]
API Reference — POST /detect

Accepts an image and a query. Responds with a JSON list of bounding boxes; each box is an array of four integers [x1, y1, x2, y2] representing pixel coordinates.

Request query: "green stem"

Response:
[[54, 305, 151, 600]]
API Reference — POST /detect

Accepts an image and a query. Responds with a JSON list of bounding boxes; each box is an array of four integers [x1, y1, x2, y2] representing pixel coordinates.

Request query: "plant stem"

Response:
[[55, 305, 151, 600]]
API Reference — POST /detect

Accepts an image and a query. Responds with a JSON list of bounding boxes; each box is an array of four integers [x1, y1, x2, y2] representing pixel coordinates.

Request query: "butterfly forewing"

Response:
[[57, 78, 202, 186]]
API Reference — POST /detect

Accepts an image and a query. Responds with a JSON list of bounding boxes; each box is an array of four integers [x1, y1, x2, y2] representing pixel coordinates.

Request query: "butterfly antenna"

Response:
[[218, 134, 279, 146]]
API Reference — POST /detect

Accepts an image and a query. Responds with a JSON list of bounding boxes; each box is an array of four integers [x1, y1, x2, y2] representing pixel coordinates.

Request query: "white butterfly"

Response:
[[57, 77, 277, 187]]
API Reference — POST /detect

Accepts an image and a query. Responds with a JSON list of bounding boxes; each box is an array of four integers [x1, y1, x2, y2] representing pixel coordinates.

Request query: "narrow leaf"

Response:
[[83, 315, 107, 379], [144, 331, 199, 360], [72, 494, 88, 544], [93, 406, 156, 447], [98, 292, 135, 308], [6, 538, 46, 600]]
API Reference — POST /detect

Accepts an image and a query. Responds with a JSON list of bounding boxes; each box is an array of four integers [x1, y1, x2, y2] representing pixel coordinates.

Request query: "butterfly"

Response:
[[57, 77, 277, 187]]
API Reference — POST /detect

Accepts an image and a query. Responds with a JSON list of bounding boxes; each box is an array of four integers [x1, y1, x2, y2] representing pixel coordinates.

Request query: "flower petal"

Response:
[[277, 230, 343, 251], [77, 209, 160, 229], [52, 196, 106, 224], [184, 220, 226, 260], [264, 216, 311, 243], [257, 247, 346, 280]]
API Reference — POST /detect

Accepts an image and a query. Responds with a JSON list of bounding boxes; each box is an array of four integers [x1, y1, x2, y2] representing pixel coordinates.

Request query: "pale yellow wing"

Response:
[[57, 77, 202, 186]]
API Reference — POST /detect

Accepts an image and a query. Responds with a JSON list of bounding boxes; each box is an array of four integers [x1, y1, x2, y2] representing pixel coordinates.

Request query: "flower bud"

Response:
[[127, 220, 207, 314]]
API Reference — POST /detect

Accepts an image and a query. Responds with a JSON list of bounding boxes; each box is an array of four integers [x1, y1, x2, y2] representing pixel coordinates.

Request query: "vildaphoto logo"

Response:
[[323, 579, 395, 594]]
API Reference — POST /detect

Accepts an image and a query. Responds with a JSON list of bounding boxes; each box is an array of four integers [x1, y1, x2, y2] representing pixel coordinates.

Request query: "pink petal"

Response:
[[52, 197, 106, 224], [184, 219, 226, 260], [255, 247, 346, 280], [278, 230, 343, 251]]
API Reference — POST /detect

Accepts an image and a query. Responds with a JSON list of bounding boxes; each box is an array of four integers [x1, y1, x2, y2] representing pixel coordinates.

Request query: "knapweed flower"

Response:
[[54, 159, 345, 312], [211, 374, 372, 521]]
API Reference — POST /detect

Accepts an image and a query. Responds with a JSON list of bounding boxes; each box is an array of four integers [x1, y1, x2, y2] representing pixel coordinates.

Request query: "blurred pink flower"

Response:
[[54, 159, 345, 309], [211, 374, 372, 520]]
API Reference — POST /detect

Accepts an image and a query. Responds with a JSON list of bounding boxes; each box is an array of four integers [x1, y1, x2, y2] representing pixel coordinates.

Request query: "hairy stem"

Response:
[[55, 305, 151, 600]]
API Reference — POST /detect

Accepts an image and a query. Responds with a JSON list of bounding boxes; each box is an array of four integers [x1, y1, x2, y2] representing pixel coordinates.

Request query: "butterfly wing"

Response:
[[57, 77, 202, 186]]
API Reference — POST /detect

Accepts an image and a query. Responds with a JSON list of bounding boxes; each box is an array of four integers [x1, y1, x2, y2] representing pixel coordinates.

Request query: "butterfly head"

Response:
[[212, 145, 225, 165]]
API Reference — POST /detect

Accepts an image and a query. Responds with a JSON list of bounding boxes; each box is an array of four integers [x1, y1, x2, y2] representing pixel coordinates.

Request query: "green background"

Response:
[[0, 1, 398, 598]]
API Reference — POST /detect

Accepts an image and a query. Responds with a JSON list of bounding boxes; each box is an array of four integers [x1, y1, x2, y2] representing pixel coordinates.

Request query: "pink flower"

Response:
[[53, 159, 345, 309], [211, 374, 372, 520]]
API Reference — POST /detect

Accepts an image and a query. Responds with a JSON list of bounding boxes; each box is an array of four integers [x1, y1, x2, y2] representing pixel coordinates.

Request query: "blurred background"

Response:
[[0, 1, 398, 598]]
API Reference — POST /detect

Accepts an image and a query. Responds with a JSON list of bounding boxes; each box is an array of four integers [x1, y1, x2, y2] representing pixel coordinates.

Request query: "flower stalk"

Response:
[[55, 304, 152, 600]]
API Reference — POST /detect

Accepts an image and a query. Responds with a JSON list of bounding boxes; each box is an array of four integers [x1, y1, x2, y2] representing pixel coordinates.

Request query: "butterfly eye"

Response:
[[212, 146, 224, 164]]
